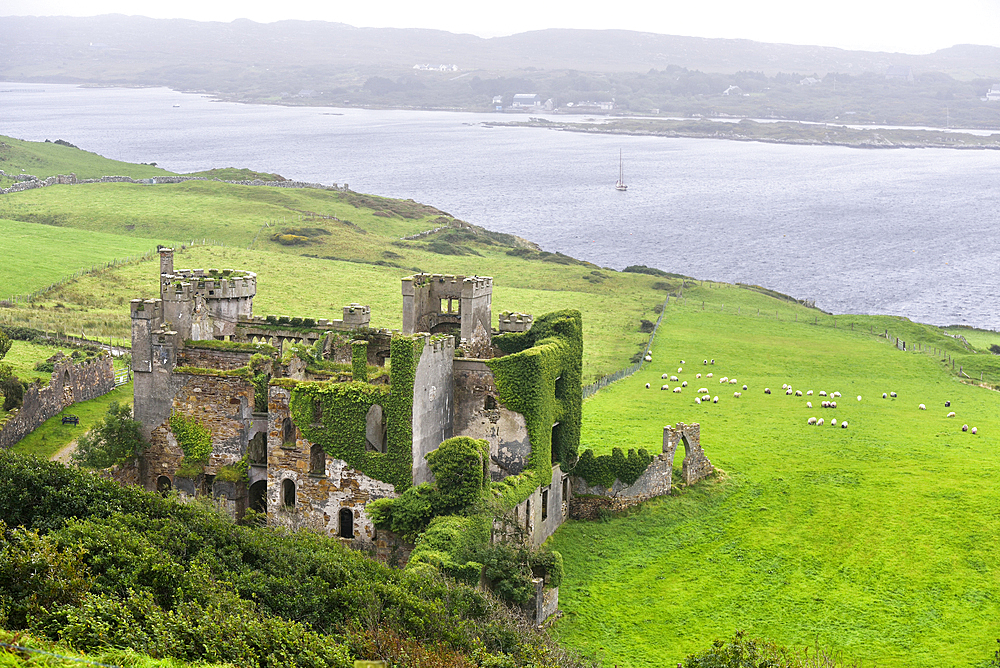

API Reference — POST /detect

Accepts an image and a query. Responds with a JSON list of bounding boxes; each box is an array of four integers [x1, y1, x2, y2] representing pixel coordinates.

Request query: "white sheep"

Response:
[[806, 390, 813, 396], [646, 383, 651, 389], [711, 359, 715, 364], [713, 396, 719, 403], [703, 359, 708, 365], [645, 355, 652, 362], [807, 417, 817, 425], [795, 390, 803, 397], [720, 376, 729, 383], [661, 384, 669, 390], [962, 424, 969, 432], [782, 384, 789, 390], [833, 392, 841, 398], [890, 392, 897, 398], [841, 421, 848, 429], [673, 387, 682, 393], [678, 367, 683, 373], [670, 375, 679, 382], [786, 389, 793, 395], [831, 419, 838, 427], [947, 411, 956, 418], [662, 373, 669, 379], [730, 379, 738, 385], [919, 404, 926, 410], [733, 391, 741, 398], [707, 373, 714, 378], [682, 381, 688, 387], [972, 427, 978, 434], [743, 385, 748, 391], [817, 418, 825, 426], [696, 373, 702, 379], [882, 393, 887, 399], [695, 397, 701, 404], [698, 387, 709, 394], [680, 360, 685, 364], [807, 401, 813, 408], [831, 401, 837, 409], [857, 395, 862, 402], [819, 391, 827, 397], [764, 388, 771, 394]]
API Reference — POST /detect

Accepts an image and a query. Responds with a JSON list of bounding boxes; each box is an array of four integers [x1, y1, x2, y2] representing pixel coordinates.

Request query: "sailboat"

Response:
[[615, 150, 628, 191]]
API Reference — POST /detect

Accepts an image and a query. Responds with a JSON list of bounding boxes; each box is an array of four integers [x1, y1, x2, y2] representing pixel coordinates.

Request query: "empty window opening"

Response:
[[339, 507, 354, 539], [366, 404, 387, 453], [310, 443, 326, 475], [562, 476, 569, 510], [281, 478, 296, 508], [249, 480, 267, 516], [248, 431, 266, 465], [554, 375, 566, 399], [156, 476, 171, 495], [551, 422, 563, 465], [484, 395, 498, 410], [541, 490, 549, 521], [524, 499, 531, 532], [282, 417, 295, 446]]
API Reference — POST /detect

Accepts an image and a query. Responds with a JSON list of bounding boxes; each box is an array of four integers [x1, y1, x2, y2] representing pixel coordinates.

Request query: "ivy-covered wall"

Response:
[[487, 310, 583, 491], [286, 335, 422, 492]]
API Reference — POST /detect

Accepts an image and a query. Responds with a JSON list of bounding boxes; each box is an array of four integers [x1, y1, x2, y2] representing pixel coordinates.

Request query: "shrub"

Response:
[[639, 318, 655, 333], [71, 402, 147, 469], [426, 437, 490, 513], [1, 376, 24, 411], [990, 344, 1000, 355]]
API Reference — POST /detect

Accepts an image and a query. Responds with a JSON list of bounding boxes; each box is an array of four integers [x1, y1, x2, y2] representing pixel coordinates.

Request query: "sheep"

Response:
[[678, 367, 683, 373], [713, 396, 719, 404], [661, 384, 669, 390], [743, 384, 748, 390], [857, 395, 862, 402], [841, 421, 848, 429], [962, 424, 969, 432], [707, 373, 714, 378], [730, 379, 738, 385], [733, 391, 741, 398], [682, 381, 688, 387], [711, 359, 715, 364], [670, 375, 679, 382], [817, 418, 825, 426], [696, 373, 702, 379], [947, 411, 956, 418], [972, 427, 978, 434], [662, 373, 669, 379], [831, 419, 838, 427], [819, 391, 827, 397], [945, 401, 951, 407], [919, 404, 926, 410], [883, 393, 888, 399], [764, 388, 771, 394], [680, 360, 685, 364], [698, 387, 709, 394], [645, 355, 652, 362], [807, 417, 817, 425], [782, 384, 789, 390], [646, 383, 651, 389], [833, 392, 841, 398], [806, 390, 813, 396], [720, 376, 729, 383], [807, 401, 813, 408], [786, 389, 794, 395], [831, 401, 837, 409], [890, 392, 897, 398], [795, 390, 803, 397], [695, 397, 701, 404], [673, 387, 682, 393], [703, 359, 708, 365]]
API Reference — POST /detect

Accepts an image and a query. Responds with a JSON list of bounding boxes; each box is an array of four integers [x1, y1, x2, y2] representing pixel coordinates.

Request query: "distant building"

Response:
[[492, 95, 504, 111], [412, 64, 459, 72], [885, 66, 914, 82], [987, 84, 1000, 102], [512, 94, 542, 108], [799, 77, 821, 86], [722, 85, 746, 96]]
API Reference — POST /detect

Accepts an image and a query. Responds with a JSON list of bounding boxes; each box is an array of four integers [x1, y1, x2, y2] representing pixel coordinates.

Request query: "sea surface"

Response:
[[2, 83, 999, 329]]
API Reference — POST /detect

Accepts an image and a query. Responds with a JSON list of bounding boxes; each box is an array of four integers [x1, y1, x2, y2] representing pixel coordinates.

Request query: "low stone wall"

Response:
[[571, 453, 673, 502], [0, 354, 115, 449], [569, 494, 641, 520], [1, 170, 350, 195], [177, 346, 255, 371]]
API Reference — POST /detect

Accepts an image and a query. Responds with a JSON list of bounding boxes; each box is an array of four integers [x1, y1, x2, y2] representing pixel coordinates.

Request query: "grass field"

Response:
[[550, 284, 1000, 667], [0, 134, 172, 185]]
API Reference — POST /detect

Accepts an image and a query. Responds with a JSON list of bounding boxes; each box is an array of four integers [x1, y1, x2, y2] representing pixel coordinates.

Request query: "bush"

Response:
[[990, 344, 1000, 355], [71, 402, 148, 469], [639, 318, 655, 333], [1, 376, 24, 411]]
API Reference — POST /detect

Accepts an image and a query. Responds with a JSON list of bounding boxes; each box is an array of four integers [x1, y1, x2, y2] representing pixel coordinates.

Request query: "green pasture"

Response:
[[0, 218, 163, 298], [551, 285, 1000, 667], [0, 134, 172, 184]]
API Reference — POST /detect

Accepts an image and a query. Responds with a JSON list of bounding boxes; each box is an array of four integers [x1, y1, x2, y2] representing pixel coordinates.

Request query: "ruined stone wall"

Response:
[[507, 465, 571, 548], [374, 529, 415, 568], [663, 422, 714, 486], [453, 359, 531, 481], [266, 386, 397, 544], [177, 347, 255, 371], [411, 335, 454, 486], [571, 454, 673, 500], [0, 355, 114, 449]]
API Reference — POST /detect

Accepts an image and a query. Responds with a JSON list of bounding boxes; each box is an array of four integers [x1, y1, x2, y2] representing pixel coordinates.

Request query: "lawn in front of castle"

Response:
[[551, 283, 1000, 667]]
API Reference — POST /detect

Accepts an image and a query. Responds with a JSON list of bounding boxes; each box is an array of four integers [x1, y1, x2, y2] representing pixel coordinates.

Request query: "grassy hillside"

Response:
[[0, 135, 172, 184], [550, 283, 1000, 667]]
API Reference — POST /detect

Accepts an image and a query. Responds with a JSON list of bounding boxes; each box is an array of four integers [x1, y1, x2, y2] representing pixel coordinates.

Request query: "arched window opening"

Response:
[[541, 489, 549, 521], [366, 404, 387, 453], [281, 478, 296, 508], [249, 480, 267, 517], [248, 431, 266, 465], [282, 417, 295, 446], [524, 499, 531, 532], [156, 475, 172, 495], [310, 443, 326, 475], [339, 507, 354, 539]]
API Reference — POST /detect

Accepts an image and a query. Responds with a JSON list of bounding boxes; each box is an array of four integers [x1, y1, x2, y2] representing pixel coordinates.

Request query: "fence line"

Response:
[[582, 298, 668, 399]]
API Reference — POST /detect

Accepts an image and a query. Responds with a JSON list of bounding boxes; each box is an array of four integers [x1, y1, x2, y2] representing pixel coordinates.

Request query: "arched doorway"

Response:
[[339, 507, 354, 539], [156, 475, 172, 495], [248, 480, 267, 519], [281, 478, 296, 508], [310, 443, 326, 475]]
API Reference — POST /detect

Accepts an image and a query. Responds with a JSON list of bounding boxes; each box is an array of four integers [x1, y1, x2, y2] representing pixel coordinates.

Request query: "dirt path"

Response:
[[51, 439, 78, 464]]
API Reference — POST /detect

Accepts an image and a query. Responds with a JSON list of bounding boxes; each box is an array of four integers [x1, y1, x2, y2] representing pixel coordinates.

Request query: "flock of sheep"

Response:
[[641, 353, 979, 434]]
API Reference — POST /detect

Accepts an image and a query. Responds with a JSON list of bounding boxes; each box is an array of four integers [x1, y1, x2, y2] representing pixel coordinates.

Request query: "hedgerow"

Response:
[[571, 447, 653, 488]]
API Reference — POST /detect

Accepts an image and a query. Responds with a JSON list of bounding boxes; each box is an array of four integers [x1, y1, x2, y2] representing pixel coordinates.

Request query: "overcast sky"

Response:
[[5, 0, 1000, 55]]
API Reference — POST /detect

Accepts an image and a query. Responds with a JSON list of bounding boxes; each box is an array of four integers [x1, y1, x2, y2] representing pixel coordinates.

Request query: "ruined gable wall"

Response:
[[411, 335, 454, 486]]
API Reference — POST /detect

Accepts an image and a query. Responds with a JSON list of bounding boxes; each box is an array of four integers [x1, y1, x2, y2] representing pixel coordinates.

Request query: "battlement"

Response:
[[130, 298, 163, 321], [343, 303, 371, 327], [498, 311, 533, 333], [422, 332, 456, 355], [402, 273, 492, 298], [160, 269, 257, 301]]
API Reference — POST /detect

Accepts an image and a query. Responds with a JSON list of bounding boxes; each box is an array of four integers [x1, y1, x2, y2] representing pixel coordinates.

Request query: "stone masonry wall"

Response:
[[0, 354, 114, 449], [177, 346, 255, 371], [571, 453, 673, 501], [663, 422, 714, 486]]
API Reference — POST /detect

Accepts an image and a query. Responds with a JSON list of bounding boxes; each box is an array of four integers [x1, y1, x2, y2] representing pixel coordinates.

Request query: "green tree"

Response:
[[71, 402, 147, 469]]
